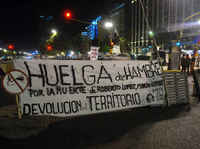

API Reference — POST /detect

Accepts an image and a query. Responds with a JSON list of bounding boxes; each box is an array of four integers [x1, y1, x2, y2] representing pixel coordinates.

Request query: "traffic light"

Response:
[[8, 44, 14, 50], [64, 10, 72, 20], [46, 45, 53, 51], [176, 42, 181, 46]]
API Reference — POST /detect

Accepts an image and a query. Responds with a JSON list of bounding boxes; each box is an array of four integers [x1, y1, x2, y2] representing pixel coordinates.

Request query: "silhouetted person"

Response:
[[0, 67, 5, 78], [190, 55, 195, 73], [186, 54, 190, 74], [181, 54, 187, 72]]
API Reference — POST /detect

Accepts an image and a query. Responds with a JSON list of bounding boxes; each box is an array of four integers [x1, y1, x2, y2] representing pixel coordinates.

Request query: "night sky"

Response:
[[0, 0, 114, 49]]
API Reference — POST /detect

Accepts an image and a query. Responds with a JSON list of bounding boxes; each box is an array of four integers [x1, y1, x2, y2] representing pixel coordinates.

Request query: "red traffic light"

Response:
[[8, 44, 14, 50], [46, 45, 53, 51], [64, 10, 72, 19]]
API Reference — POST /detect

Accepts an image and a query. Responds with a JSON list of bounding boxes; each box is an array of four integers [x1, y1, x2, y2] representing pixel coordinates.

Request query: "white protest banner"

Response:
[[14, 60, 166, 117], [89, 46, 99, 60]]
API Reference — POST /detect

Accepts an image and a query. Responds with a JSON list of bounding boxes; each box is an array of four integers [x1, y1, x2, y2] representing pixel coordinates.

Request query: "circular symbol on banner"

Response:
[[146, 93, 155, 103], [2, 69, 29, 95]]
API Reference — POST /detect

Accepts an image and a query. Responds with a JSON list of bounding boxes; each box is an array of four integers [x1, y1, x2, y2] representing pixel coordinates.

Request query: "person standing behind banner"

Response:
[[190, 55, 196, 73], [186, 54, 191, 74], [181, 54, 187, 72], [0, 65, 5, 93], [197, 55, 200, 67]]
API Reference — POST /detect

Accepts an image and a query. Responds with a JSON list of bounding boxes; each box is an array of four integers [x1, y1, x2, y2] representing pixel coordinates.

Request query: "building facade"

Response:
[[110, 0, 200, 51]]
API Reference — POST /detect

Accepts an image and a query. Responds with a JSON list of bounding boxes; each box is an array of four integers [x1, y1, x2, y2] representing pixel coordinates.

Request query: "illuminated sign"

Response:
[[88, 16, 102, 40]]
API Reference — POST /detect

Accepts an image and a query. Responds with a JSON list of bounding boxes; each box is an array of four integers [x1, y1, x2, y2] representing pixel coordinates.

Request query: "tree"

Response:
[[120, 37, 129, 53]]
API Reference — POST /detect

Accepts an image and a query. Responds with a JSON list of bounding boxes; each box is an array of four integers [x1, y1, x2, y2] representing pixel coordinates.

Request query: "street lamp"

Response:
[[148, 31, 154, 37], [104, 22, 113, 29], [51, 29, 57, 35]]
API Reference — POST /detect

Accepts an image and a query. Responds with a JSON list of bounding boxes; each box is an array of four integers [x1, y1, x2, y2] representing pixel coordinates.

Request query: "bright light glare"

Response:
[[198, 20, 200, 24], [92, 21, 97, 25], [105, 22, 113, 28], [61, 52, 65, 56], [71, 51, 74, 55], [51, 29, 57, 34], [3, 49, 7, 53], [131, 0, 137, 4], [148, 31, 154, 37]]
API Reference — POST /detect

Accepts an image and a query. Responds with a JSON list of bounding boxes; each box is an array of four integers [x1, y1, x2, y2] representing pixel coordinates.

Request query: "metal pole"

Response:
[[131, 1, 134, 53], [16, 95, 22, 119]]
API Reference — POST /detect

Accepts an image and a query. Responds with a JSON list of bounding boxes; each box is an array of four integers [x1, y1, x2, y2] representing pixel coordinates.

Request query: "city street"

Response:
[[1, 0, 200, 148]]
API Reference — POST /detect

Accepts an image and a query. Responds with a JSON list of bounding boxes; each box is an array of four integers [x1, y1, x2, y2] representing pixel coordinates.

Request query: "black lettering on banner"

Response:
[[94, 96, 101, 111], [97, 85, 121, 92], [151, 61, 162, 76], [31, 104, 38, 115], [46, 88, 56, 96], [87, 96, 93, 111], [43, 64, 59, 86], [125, 94, 133, 106], [46, 103, 52, 114], [134, 93, 141, 104], [152, 87, 164, 101], [71, 66, 84, 86], [144, 64, 152, 78], [89, 86, 96, 93], [69, 86, 86, 94], [23, 104, 31, 115], [115, 72, 125, 81], [121, 61, 162, 80], [123, 64, 141, 80], [144, 62, 162, 78], [122, 84, 137, 90], [82, 65, 95, 85], [57, 102, 64, 113], [24, 62, 45, 87], [124, 64, 133, 80], [87, 93, 142, 112], [113, 94, 121, 108], [38, 103, 45, 114], [69, 87, 78, 94], [97, 65, 113, 84], [146, 93, 155, 104], [106, 95, 115, 109], [136, 65, 145, 77], [28, 89, 45, 97], [120, 95, 126, 107], [59, 65, 70, 85], [22, 100, 82, 116], [56, 86, 68, 95], [100, 95, 107, 110], [132, 66, 140, 78]]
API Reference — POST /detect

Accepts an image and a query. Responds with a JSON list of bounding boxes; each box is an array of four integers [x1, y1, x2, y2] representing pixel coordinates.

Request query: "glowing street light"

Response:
[[148, 31, 154, 37], [3, 49, 8, 53], [61, 51, 65, 56], [51, 29, 57, 35], [70, 51, 74, 55], [104, 22, 113, 29]]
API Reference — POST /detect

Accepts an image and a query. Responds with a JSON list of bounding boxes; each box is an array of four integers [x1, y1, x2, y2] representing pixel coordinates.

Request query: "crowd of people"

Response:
[[180, 54, 200, 102], [180, 54, 199, 74]]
